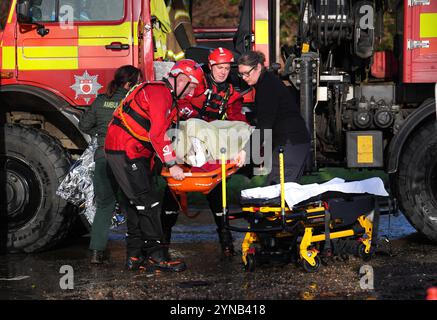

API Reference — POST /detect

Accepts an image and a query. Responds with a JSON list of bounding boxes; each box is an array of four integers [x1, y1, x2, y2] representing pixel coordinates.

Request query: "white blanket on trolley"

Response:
[[241, 177, 389, 208]]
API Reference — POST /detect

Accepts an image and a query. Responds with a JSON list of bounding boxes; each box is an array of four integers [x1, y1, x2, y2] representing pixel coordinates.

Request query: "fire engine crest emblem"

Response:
[[70, 71, 103, 104]]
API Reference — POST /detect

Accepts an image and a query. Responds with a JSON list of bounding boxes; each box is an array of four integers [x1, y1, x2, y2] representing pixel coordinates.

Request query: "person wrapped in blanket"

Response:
[[104, 60, 203, 272], [161, 47, 247, 257]]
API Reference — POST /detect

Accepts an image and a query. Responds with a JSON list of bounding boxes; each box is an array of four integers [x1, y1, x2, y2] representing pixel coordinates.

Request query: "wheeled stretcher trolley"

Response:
[[235, 192, 379, 272], [162, 147, 381, 273], [225, 148, 380, 272]]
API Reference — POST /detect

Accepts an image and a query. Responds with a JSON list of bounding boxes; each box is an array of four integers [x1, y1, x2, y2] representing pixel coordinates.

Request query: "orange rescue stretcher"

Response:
[[161, 161, 238, 216]]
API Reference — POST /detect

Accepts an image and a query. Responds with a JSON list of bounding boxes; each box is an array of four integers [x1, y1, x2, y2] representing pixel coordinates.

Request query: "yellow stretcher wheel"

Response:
[[357, 243, 373, 262], [301, 256, 321, 273], [244, 254, 256, 272]]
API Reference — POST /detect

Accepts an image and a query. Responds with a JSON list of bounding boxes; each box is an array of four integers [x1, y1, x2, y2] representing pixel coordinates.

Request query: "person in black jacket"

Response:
[[79, 65, 142, 264], [236, 51, 310, 184]]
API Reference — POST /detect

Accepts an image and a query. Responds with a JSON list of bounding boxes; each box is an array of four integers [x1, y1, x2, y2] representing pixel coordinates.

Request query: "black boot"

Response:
[[161, 243, 172, 260], [145, 247, 186, 272], [126, 255, 145, 271], [90, 250, 105, 264], [217, 228, 235, 256]]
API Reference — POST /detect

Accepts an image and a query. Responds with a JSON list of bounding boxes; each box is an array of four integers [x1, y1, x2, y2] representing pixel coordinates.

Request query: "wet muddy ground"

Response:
[[1, 210, 436, 301]]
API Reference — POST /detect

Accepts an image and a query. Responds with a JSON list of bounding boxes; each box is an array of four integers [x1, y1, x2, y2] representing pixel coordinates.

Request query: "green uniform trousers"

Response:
[[89, 156, 118, 251]]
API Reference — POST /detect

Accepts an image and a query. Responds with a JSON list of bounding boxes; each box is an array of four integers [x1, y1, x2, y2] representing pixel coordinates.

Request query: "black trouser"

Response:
[[161, 182, 227, 244], [105, 152, 164, 258], [267, 142, 310, 184]]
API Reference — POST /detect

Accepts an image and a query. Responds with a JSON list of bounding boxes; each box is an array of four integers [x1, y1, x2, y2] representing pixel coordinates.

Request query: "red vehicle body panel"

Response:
[[403, 0, 437, 83], [2, 0, 138, 106], [1, 0, 271, 108]]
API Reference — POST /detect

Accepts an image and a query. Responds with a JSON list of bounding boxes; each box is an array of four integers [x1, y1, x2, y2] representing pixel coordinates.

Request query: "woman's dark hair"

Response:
[[237, 51, 266, 67], [106, 65, 142, 98]]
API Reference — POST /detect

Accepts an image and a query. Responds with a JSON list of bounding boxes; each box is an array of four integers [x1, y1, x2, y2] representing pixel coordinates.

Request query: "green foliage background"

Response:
[[280, 0, 301, 45]]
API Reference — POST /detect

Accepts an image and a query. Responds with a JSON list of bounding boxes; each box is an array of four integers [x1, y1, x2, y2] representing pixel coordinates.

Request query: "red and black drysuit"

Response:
[[178, 73, 247, 122], [161, 73, 247, 252], [104, 81, 178, 259]]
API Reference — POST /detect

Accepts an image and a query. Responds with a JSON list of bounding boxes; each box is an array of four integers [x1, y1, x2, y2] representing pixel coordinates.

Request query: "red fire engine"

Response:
[[0, 0, 276, 252], [1, 0, 437, 253]]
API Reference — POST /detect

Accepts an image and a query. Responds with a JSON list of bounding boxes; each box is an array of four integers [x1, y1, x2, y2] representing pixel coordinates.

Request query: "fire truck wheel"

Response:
[[395, 120, 437, 242], [3, 124, 75, 253]]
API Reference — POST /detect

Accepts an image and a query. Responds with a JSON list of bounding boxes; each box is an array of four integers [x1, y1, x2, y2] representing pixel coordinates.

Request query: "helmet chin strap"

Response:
[[177, 81, 191, 100], [210, 73, 218, 84], [208, 73, 227, 92], [209, 65, 228, 86], [168, 75, 191, 100], [163, 76, 186, 141]]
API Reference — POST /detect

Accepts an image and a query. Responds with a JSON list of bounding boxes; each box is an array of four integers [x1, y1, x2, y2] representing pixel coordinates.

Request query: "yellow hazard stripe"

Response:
[[18, 46, 78, 70], [8, 0, 17, 23], [255, 20, 269, 45], [420, 13, 437, 38], [133, 21, 138, 46], [78, 22, 132, 46], [22, 46, 77, 58], [2, 46, 16, 69]]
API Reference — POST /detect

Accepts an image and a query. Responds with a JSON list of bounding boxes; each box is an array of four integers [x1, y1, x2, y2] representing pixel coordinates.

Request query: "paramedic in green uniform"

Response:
[[79, 65, 142, 264]]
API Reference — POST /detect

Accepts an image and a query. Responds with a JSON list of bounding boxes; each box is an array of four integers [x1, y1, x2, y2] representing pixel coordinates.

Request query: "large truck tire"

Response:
[[394, 120, 437, 242], [2, 124, 76, 252]]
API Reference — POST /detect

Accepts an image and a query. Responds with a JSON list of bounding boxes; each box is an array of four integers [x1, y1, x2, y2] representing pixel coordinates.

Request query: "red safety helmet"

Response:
[[169, 59, 204, 84], [208, 47, 234, 66]]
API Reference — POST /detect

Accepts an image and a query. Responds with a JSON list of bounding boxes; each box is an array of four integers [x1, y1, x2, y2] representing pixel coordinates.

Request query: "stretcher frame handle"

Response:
[[279, 147, 286, 228], [224, 215, 302, 233], [161, 163, 236, 178], [221, 148, 227, 217], [223, 145, 291, 233]]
